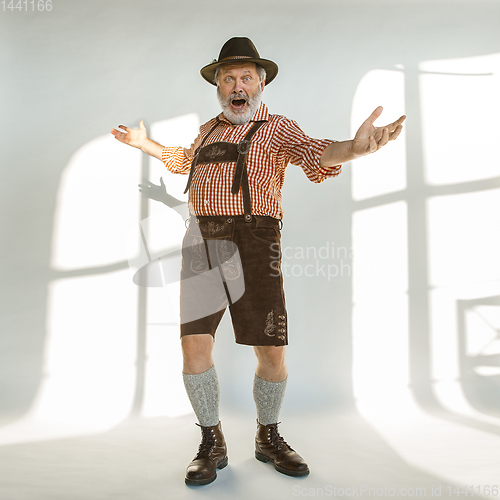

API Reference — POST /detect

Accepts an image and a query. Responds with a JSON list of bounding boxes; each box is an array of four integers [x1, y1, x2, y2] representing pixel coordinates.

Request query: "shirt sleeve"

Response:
[[278, 119, 342, 184], [160, 131, 202, 175], [160, 147, 190, 175]]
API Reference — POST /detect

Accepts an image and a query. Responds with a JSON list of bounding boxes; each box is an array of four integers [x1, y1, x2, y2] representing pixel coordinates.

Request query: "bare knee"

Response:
[[254, 345, 286, 366], [182, 334, 214, 374], [254, 345, 287, 381]]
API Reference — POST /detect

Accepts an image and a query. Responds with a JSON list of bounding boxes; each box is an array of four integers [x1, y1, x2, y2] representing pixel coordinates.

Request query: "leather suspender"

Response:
[[183, 119, 221, 194], [231, 120, 265, 221], [183, 119, 266, 222], [230, 120, 265, 195]]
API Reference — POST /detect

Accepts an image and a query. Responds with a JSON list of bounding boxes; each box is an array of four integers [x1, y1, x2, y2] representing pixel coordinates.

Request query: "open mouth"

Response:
[[231, 98, 247, 111]]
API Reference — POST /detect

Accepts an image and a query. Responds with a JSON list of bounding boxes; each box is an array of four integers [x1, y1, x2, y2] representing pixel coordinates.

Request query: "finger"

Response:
[[389, 124, 403, 141], [139, 120, 146, 130], [374, 124, 389, 144], [385, 115, 406, 132], [118, 124, 128, 131], [378, 127, 389, 148], [362, 106, 383, 127], [389, 115, 406, 130], [369, 136, 377, 153], [111, 129, 126, 140], [160, 177, 165, 187]]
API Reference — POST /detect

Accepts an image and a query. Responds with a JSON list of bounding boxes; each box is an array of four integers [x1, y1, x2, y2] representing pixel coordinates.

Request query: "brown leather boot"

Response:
[[185, 421, 228, 486], [255, 421, 309, 477]]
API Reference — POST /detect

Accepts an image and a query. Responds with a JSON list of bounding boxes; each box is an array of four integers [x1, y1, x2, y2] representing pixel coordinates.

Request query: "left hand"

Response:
[[351, 106, 406, 158]]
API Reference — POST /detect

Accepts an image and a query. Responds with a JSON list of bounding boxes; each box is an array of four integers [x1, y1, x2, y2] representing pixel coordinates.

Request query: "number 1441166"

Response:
[[2, 0, 52, 11]]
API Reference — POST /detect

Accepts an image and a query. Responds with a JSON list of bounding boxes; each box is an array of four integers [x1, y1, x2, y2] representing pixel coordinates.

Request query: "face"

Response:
[[216, 63, 265, 125]]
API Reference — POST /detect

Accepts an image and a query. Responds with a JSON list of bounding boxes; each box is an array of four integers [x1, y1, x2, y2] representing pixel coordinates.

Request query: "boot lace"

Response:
[[269, 422, 294, 452], [194, 424, 216, 459]]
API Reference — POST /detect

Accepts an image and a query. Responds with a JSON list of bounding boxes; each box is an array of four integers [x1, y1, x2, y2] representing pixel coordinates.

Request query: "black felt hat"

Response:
[[200, 37, 278, 86]]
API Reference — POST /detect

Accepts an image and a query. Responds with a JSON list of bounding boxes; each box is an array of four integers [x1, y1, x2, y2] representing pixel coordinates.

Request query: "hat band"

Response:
[[219, 55, 254, 62]]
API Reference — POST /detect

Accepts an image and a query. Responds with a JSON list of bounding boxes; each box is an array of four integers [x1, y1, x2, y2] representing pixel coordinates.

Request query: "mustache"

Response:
[[227, 92, 248, 104], [216, 85, 262, 124]]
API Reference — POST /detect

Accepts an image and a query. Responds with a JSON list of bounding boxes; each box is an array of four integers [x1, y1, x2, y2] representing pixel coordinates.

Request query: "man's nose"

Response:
[[233, 81, 244, 93]]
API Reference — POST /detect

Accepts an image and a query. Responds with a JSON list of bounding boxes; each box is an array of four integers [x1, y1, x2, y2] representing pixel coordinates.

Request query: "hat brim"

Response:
[[200, 58, 278, 86]]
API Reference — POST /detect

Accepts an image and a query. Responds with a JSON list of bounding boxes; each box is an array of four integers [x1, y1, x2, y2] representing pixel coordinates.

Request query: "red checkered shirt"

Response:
[[160, 102, 341, 219]]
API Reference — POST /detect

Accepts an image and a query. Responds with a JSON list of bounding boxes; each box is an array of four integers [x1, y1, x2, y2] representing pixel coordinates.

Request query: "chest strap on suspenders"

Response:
[[183, 119, 266, 222]]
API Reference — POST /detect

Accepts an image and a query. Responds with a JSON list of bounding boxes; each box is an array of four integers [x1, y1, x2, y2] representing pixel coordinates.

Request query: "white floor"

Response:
[[1, 395, 500, 500]]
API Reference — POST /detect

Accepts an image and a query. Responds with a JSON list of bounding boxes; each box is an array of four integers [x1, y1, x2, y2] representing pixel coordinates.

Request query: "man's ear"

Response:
[[260, 80, 265, 91]]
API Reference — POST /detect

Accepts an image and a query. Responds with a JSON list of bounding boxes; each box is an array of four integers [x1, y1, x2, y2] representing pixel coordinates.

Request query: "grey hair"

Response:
[[214, 63, 267, 86]]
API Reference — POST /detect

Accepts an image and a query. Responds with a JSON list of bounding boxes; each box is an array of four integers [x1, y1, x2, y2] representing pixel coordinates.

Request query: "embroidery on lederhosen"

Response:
[[189, 235, 209, 274], [216, 239, 241, 281], [206, 221, 224, 236], [205, 145, 227, 160], [264, 310, 276, 337]]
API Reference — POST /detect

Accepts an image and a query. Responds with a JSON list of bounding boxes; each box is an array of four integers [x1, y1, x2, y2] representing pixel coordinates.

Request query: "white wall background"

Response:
[[1, 0, 499, 450]]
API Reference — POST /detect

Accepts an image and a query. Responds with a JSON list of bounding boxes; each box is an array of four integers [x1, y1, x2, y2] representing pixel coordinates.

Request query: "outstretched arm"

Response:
[[110, 121, 165, 160], [320, 106, 406, 167]]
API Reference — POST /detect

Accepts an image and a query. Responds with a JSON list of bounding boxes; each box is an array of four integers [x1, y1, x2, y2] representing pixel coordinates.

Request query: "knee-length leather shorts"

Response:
[[179, 215, 287, 346]]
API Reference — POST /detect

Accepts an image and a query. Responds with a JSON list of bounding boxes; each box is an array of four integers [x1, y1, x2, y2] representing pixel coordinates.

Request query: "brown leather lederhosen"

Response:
[[183, 118, 266, 221]]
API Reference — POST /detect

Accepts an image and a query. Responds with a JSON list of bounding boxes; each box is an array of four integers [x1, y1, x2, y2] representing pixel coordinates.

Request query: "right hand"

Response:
[[111, 120, 148, 149]]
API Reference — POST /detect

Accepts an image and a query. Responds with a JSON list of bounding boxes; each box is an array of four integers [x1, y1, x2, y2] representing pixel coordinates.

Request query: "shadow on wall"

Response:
[[349, 55, 500, 416]]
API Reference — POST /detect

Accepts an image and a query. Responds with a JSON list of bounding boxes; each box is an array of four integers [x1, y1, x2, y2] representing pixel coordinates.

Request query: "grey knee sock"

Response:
[[182, 365, 220, 427], [253, 374, 288, 425]]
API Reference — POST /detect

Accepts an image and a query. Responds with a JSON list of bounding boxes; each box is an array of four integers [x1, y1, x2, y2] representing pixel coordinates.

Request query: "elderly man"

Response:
[[111, 37, 405, 486]]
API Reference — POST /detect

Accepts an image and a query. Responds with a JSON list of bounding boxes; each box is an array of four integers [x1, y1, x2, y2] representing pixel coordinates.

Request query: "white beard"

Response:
[[217, 86, 263, 125]]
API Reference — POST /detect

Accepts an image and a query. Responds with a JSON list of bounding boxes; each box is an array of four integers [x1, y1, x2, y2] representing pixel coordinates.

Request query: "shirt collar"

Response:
[[217, 101, 269, 125], [252, 101, 269, 122]]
